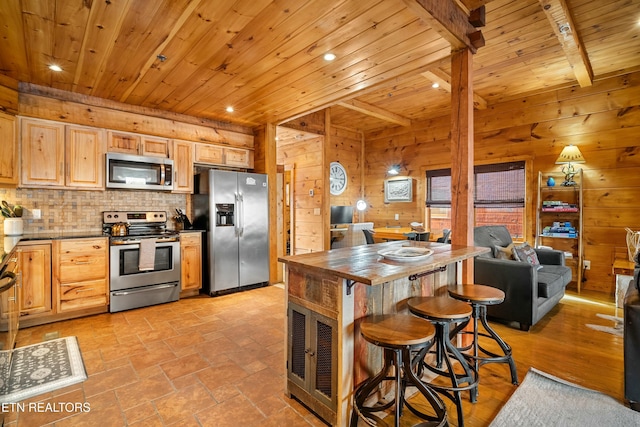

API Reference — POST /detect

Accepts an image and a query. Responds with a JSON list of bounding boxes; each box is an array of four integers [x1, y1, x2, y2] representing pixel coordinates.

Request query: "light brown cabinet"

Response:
[[65, 125, 106, 188], [20, 118, 105, 189], [0, 112, 18, 186], [180, 232, 202, 295], [54, 237, 109, 313], [172, 140, 194, 193], [20, 118, 65, 187], [18, 242, 52, 317], [194, 143, 253, 168], [107, 130, 169, 158]]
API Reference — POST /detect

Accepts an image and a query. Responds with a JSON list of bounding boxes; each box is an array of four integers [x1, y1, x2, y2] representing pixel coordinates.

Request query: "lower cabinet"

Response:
[[287, 302, 337, 423], [18, 242, 53, 318], [180, 232, 202, 295], [54, 237, 109, 313]]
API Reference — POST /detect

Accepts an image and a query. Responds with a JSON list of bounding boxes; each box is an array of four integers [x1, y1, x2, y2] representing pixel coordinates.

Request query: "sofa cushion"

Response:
[[495, 243, 515, 260], [513, 242, 542, 268], [474, 226, 514, 258], [537, 265, 571, 298]]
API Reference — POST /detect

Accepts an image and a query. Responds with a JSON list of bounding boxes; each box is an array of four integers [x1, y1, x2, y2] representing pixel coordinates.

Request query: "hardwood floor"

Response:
[[6, 286, 626, 426]]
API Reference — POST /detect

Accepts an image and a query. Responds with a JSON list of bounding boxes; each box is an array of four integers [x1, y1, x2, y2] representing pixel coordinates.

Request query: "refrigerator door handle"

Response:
[[238, 192, 244, 236], [234, 192, 240, 236]]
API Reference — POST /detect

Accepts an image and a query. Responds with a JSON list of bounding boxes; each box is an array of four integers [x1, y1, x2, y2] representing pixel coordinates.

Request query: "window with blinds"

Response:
[[426, 161, 526, 238]]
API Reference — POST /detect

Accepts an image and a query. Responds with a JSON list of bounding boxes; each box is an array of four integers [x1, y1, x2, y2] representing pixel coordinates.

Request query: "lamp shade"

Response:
[[555, 145, 585, 164]]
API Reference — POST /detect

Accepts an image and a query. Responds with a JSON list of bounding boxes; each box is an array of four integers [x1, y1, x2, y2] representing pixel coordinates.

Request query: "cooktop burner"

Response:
[[102, 210, 179, 242]]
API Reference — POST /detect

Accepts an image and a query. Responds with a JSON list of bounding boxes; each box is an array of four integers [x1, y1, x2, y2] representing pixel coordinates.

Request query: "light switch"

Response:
[[314, 208, 321, 216], [394, 213, 399, 220], [32, 209, 41, 219]]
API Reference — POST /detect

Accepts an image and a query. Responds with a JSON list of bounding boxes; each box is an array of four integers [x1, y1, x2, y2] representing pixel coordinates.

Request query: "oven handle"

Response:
[[111, 283, 177, 296]]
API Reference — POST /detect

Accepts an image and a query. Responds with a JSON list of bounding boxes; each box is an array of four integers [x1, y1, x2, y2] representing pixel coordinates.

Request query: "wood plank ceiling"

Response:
[[0, 0, 639, 133]]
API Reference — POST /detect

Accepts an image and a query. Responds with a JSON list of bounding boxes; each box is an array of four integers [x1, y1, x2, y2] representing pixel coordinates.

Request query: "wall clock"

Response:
[[329, 162, 347, 195]]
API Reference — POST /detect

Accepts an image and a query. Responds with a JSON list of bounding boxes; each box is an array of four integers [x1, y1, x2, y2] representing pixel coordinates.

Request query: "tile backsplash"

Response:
[[0, 188, 187, 233]]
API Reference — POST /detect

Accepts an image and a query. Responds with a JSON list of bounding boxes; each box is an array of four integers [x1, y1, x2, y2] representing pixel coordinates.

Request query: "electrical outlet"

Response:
[[394, 213, 399, 220], [32, 209, 41, 219], [584, 260, 591, 270]]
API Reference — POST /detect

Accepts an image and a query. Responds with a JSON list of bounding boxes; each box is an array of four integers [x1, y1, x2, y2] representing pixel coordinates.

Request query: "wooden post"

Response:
[[450, 48, 475, 284]]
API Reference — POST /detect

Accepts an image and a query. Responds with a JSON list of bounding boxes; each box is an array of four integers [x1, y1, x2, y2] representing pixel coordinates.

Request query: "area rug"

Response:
[[489, 368, 640, 426], [0, 336, 86, 403]]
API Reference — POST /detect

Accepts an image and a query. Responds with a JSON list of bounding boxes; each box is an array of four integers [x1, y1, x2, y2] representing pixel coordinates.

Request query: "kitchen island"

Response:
[[278, 240, 490, 426]]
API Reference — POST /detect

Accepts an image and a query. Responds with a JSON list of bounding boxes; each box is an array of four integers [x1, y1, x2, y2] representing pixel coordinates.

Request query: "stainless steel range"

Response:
[[103, 211, 180, 313]]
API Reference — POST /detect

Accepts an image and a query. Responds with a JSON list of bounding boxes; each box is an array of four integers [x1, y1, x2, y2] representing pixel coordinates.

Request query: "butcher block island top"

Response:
[[278, 240, 490, 286]]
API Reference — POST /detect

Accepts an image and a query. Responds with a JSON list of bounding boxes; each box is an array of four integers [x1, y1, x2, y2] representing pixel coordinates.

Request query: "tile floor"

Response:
[[7, 285, 327, 426]]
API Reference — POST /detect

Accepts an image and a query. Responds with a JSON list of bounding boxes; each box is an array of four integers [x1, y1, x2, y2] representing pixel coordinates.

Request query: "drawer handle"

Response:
[[75, 288, 94, 293], [74, 261, 91, 265]]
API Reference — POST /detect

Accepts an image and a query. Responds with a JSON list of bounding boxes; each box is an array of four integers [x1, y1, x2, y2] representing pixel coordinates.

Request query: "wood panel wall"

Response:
[[327, 125, 364, 221], [363, 70, 640, 294], [276, 137, 324, 254]]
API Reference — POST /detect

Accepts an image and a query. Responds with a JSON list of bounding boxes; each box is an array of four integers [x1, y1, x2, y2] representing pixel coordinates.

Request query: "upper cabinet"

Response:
[[172, 139, 194, 193], [21, 118, 105, 189], [107, 130, 169, 158], [0, 112, 18, 186], [21, 118, 65, 187], [194, 143, 253, 169], [66, 125, 106, 189]]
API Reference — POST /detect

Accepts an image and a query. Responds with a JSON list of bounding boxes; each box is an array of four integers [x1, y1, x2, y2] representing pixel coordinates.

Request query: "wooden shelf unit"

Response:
[[535, 170, 583, 291]]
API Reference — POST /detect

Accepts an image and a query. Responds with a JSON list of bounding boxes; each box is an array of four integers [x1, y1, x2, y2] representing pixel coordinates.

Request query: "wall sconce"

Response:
[[555, 145, 585, 186], [356, 199, 367, 211], [387, 165, 400, 176]]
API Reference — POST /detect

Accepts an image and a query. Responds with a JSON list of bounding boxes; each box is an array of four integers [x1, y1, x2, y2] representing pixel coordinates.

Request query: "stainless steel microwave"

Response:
[[106, 153, 174, 191]]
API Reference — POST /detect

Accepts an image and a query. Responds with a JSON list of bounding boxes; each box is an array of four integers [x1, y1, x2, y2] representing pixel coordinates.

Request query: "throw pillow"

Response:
[[512, 243, 542, 269], [494, 243, 515, 260]]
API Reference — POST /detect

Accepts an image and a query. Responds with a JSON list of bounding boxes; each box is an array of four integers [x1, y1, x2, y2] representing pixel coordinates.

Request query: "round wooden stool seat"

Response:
[[351, 314, 447, 427], [447, 284, 518, 389], [408, 297, 478, 427], [360, 314, 436, 348], [408, 296, 472, 321], [448, 284, 505, 305]]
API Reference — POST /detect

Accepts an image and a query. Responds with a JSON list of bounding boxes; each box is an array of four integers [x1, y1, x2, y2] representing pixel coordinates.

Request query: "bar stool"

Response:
[[408, 296, 478, 426], [351, 314, 447, 427], [447, 284, 518, 386]]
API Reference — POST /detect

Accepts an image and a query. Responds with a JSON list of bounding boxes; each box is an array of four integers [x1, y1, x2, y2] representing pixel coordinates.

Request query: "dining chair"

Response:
[[362, 229, 375, 244], [437, 229, 451, 243]]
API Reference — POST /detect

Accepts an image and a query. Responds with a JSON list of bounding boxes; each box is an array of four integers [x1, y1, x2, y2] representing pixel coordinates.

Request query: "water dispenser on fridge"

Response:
[[216, 204, 234, 226]]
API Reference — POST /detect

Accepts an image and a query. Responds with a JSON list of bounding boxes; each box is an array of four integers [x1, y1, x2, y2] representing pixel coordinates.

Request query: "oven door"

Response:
[[110, 240, 180, 291]]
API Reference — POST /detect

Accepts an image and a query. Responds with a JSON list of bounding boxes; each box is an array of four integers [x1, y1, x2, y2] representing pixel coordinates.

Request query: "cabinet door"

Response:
[[172, 140, 194, 193], [141, 136, 170, 158], [0, 112, 17, 185], [66, 125, 105, 189], [194, 144, 224, 165], [287, 303, 337, 411], [181, 233, 202, 291], [21, 118, 65, 187], [107, 130, 140, 154], [225, 147, 253, 168], [18, 243, 52, 316]]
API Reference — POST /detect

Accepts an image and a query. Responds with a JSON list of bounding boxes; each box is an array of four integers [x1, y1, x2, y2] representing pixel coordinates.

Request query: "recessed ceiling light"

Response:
[[226, 106, 234, 113], [432, 82, 440, 89], [49, 65, 62, 72], [324, 53, 336, 61]]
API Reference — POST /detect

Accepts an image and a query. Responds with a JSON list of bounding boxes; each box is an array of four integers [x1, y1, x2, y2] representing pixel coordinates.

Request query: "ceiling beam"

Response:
[[539, 0, 593, 87], [337, 99, 412, 127], [402, 0, 484, 53], [421, 69, 487, 109]]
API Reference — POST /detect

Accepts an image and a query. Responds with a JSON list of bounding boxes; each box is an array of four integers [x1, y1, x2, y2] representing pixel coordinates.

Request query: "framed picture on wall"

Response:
[[384, 177, 413, 203]]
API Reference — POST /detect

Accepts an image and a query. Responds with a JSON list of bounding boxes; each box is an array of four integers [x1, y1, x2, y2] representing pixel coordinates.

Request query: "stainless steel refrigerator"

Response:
[[194, 170, 269, 294]]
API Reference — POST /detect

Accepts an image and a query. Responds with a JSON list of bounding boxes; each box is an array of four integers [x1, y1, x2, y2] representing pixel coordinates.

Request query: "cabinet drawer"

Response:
[[180, 233, 201, 245], [194, 144, 224, 165], [59, 279, 108, 312], [57, 238, 108, 283]]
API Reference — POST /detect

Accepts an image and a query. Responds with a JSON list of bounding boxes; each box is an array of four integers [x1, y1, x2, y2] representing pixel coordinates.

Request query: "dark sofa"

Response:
[[473, 225, 572, 331], [624, 252, 640, 411]]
